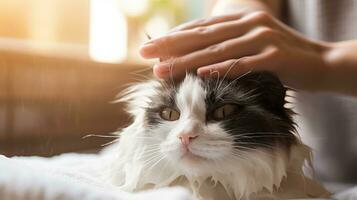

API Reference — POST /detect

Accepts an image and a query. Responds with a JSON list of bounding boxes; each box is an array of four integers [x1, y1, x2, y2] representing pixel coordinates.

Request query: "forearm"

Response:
[[212, 1, 357, 96], [324, 41, 357, 96], [212, 0, 281, 17]]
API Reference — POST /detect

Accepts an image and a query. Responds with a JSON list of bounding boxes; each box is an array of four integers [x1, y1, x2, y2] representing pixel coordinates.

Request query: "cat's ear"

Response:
[[240, 72, 287, 111]]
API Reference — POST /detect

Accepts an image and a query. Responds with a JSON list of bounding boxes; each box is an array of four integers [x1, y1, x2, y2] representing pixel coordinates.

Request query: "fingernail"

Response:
[[139, 43, 159, 58], [197, 68, 211, 77], [154, 63, 170, 78]]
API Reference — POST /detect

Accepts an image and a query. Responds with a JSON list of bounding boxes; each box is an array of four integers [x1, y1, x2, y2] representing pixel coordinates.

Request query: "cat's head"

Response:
[[115, 72, 303, 198], [119, 71, 297, 173]]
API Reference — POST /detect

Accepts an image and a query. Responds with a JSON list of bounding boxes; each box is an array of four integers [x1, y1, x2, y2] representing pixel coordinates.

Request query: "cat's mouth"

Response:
[[180, 147, 207, 162]]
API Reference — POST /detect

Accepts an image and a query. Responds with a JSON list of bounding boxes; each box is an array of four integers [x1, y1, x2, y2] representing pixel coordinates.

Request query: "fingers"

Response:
[[153, 28, 272, 79], [169, 12, 244, 32], [197, 48, 278, 79], [140, 19, 253, 59], [140, 11, 276, 59]]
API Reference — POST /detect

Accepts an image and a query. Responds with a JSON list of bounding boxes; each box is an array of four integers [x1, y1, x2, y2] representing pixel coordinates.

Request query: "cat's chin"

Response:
[[181, 151, 206, 162], [177, 150, 212, 169]]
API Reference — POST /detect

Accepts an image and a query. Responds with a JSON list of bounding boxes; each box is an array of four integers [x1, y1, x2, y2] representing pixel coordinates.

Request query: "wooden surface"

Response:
[[0, 46, 150, 157]]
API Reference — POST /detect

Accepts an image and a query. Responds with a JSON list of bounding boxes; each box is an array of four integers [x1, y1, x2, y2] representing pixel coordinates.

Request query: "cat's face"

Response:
[[121, 72, 296, 176]]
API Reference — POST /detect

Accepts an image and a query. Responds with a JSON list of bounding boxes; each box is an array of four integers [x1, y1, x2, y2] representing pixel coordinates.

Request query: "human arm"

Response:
[[323, 41, 357, 96], [139, 1, 357, 96]]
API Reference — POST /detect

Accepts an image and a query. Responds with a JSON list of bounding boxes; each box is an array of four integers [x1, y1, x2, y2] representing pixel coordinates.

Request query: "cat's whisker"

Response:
[[141, 151, 162, 159], [148, 154, 167, 171], [130, 138, 160, 142], [143, 148, 161, 154], [143, 147, 162, 154], [142, 152, 163, 161], [143, 144, 161, 150], [233, 142, 277, 148], [232, 145, 273, 152], [130, 77, 149, 83], [159, 147, 178, 154], [130, 73, 151, 82], [168, 58, 178, 94], [143, 152, 162, 160], [216, 59, 239, 91], [232, 140, 278, 146], [142, 155, 166, 170], [131, 66, 152, 74], [230, 138, 294, 150], [82, 133, 120, 139], [232, 146, 275, 159], [217, 70, 252, 98], [229, 134, 294, 140], [101, 138, 120, 147], [230, 154, 249, 163], [227, 152, 250, 163], [143, 143, 161, 147], [129, 136, 162, 141], [226, 131, 294, 137], [141, 153, 164, 166], [237, 131, 293, 135], [232, 143, 278, 151], [237, 88, 260, 100], [208, 70, 219, 91], [140, 147, 162, 154], [144, 145, 162, 150], [162, 83, 176, 100]]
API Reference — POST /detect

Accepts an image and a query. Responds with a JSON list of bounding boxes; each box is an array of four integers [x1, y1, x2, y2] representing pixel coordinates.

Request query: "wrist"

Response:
[[313, 42, 335, 92], [321, 41, 357, 95], [296, 40, 334, 93]]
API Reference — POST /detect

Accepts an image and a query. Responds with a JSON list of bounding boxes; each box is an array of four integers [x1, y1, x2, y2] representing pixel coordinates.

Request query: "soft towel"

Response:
[[0, 152, 355, 200], [0, 153, 191, 200]]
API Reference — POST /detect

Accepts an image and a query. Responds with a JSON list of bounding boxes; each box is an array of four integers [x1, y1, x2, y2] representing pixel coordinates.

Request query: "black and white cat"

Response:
[[106, 72, 330, 200]]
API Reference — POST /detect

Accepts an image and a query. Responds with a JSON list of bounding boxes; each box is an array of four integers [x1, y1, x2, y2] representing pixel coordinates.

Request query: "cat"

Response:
[[105, 72, 330, 200]]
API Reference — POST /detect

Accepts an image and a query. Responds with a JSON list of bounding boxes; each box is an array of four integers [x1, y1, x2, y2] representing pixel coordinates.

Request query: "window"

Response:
[[0, 0, 209, 64]]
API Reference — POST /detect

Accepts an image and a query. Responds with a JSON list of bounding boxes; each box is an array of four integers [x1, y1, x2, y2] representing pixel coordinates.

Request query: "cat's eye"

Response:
[[213, 104, 237, 120], [159, 107, 180, 121]]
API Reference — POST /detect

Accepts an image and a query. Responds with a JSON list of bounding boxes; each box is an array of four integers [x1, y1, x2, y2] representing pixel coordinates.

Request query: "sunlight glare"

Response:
[[145, 14, 170, 39], [120, 0, 149, 17], [89, 0, 127, 63]]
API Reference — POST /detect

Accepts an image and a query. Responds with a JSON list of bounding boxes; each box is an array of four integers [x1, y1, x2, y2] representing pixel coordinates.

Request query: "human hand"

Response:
[[139, 11, 333, 91]]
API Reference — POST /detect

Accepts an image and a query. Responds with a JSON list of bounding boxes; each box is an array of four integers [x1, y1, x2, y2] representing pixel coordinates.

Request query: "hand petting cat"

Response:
[[140, 11, 357, 96]]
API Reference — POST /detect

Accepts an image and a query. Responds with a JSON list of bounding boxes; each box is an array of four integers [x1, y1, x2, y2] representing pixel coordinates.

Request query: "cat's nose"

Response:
[[178, 133, 198, 146]]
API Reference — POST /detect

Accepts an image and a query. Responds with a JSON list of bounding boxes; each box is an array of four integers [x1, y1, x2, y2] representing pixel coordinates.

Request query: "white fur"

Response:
[[107, 75, 330, 199]]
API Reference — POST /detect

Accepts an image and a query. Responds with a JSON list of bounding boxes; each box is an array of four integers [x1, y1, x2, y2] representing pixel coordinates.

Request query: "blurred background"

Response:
[[1, 0, 356, 190], [0, 0, 214, 156]]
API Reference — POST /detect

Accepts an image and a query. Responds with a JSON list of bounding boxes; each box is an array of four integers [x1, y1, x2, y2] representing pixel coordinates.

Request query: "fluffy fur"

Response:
[[106, 72, 330, 200]]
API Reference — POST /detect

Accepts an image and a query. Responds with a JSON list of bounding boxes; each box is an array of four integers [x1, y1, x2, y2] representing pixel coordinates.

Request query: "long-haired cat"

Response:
[[106, 72, 330, 200]]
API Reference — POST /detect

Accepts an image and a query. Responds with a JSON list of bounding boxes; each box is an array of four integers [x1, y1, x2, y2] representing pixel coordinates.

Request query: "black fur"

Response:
[[204, 72, 296, 150]]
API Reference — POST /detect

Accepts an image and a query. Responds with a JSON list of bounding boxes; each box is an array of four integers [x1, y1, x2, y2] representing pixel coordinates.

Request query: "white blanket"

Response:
[[0, 153, 355, 200], [0, 153, 191, 200]]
